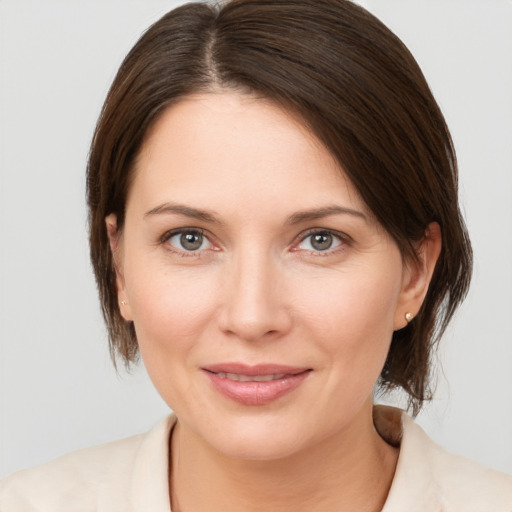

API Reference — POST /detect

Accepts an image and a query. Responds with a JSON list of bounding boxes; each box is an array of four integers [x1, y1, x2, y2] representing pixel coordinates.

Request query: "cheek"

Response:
[[301, 269, 400, 331], [123, 264, 222, 407], [124, 260, 220, 355], [295, 265, 402, 369]]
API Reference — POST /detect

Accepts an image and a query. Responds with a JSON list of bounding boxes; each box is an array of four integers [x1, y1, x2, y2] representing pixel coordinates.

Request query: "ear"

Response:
[[394, 222, 442, 330], [105, 214, 133, 321]]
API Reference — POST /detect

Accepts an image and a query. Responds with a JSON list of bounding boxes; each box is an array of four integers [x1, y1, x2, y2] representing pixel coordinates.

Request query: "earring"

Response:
[[405, 312, 413, 323], [121, 300, 127, 306]]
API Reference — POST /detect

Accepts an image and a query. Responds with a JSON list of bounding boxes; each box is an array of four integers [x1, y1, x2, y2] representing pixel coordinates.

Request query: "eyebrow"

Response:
[[143, 202, 367, 225], [285, 205, 367, 225], [144, 203, 223, 224]]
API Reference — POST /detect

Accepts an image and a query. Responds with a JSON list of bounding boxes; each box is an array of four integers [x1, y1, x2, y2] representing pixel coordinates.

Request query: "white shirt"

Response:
[[1, 406, 511, 511]]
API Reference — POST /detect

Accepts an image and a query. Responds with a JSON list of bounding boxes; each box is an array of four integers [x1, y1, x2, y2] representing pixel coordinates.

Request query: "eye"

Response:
[[296, 230, 344, 252], [165, 229, 212, 252]]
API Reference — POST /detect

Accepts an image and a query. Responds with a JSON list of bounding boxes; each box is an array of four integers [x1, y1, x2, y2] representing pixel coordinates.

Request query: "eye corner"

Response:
[[160, 227, 217, 255], [292, 228, 350, 255]]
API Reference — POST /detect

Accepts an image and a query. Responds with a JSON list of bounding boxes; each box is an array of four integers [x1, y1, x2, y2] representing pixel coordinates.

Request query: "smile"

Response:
[[203, 364, 312, 405], [213, 372, 289, 382]]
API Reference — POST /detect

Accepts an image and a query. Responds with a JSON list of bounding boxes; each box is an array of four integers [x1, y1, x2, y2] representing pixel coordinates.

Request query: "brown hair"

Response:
[[87, 0, 472, 414]]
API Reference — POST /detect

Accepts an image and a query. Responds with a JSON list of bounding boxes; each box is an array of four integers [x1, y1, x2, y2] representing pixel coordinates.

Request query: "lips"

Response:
[[213, 372, 289, 382], [202, 363, 311, 405]]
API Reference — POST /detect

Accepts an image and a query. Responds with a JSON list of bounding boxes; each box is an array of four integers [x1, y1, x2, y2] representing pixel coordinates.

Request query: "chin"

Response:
[[188, 409, 320, 462]]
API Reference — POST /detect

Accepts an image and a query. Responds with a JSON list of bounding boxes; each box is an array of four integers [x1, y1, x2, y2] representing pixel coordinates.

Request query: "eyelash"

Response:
[[292, 228, 350, 256], [159, 227, 350, 257], [160, 228, 214, 258]]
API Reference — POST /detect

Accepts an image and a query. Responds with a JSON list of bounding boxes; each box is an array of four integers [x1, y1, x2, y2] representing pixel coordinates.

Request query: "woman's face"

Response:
[[111, 92, 425, 460]]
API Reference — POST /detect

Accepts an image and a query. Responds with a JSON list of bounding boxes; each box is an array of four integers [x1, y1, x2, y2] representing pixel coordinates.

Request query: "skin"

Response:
[[107, 92, 441, 511]]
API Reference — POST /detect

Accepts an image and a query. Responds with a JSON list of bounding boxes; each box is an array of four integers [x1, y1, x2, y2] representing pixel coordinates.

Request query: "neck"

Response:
[[169, 403, 398, 512]]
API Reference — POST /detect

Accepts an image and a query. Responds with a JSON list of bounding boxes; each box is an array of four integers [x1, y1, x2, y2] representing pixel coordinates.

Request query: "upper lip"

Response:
[[202, 363, 311, 376]]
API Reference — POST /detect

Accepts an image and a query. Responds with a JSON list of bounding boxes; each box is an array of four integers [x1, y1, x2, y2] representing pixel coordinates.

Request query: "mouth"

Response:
[[211, 372, 292, 382], [202, 364, 312, 405]]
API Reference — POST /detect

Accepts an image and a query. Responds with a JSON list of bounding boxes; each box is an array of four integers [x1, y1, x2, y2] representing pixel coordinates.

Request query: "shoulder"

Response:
[[0, 415, 175, 512], [375, 406, 512, 512], [0, 434, 144, 512], [420, 428, 512, 510]]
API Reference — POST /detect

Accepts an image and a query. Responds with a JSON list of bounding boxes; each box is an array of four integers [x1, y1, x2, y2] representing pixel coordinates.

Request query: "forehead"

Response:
[[129, 92, 369, 217]]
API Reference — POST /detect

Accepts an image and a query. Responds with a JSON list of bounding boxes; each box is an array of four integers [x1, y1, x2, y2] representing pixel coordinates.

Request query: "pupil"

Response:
[[181, 232, 202, 250], [311, 233, 332, 251]]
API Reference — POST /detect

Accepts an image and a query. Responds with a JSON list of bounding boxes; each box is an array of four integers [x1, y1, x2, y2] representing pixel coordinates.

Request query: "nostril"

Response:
[[217, 265, 293, 341]]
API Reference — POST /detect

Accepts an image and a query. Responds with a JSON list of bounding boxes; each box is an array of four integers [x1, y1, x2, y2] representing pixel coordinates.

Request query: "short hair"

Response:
[[87, 0, 472, 414]]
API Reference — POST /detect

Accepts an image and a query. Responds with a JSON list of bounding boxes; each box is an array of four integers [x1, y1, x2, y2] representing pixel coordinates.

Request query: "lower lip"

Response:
[[204, 370, 311, 405]]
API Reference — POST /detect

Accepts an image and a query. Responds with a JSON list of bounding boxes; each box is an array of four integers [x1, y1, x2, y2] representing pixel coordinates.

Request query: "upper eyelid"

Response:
[[295, 227, 351, 243], [290, 228, 351, 256], [160, 227, 219, 253], [158, 226, 350, 251], [161, 227, 206, 241]]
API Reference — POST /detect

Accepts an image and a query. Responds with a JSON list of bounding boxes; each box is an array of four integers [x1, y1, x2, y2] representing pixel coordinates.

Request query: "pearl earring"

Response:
[[405, 312, 413, 323]]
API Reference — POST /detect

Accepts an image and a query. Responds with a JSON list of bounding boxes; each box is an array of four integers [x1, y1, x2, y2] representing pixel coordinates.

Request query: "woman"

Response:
[[1, 0, 511, 510]]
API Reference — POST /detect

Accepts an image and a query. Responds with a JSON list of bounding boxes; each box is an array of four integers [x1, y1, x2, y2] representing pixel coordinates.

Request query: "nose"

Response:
[[217, 249, 293, 343]]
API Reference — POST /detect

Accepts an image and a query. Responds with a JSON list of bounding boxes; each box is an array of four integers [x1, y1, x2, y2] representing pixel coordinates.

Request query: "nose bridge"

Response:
[[220, 242, 290, 341]]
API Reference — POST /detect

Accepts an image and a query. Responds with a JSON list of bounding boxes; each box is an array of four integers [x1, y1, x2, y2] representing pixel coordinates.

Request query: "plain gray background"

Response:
[[1, 0, 511, 477]]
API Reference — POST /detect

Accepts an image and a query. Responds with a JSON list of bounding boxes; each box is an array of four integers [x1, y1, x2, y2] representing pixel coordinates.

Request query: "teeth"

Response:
[[215, 372, 287, 382]]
